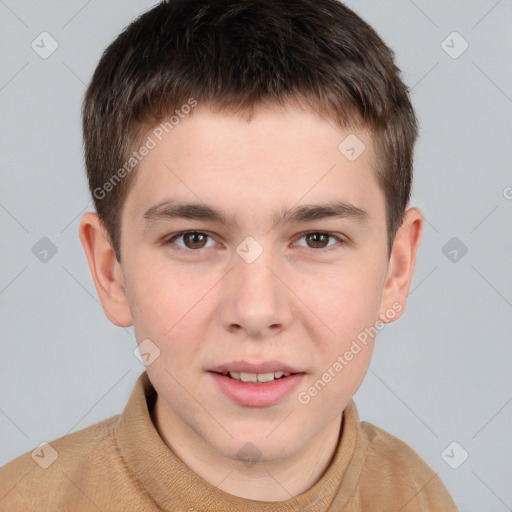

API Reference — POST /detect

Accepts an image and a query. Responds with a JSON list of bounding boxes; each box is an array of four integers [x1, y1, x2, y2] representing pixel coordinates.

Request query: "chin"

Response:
[[213, 434, 298, 466]]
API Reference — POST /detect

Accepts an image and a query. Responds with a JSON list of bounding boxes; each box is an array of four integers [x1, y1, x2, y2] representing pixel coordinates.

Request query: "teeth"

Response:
[[226, 371, 292, 383], [255, 372, 275, 383], [240, 372, 258, 382]]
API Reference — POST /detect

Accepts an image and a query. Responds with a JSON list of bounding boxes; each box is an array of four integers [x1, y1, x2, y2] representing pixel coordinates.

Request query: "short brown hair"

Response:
[[82, 0, 418, 262]]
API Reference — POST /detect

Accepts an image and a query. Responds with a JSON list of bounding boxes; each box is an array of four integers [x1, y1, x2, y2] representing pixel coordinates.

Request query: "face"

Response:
[[83, 102, 419, 464]]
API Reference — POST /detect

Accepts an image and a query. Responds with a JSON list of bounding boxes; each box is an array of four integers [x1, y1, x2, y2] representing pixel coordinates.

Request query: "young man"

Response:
[[0, 0, 459, 510]]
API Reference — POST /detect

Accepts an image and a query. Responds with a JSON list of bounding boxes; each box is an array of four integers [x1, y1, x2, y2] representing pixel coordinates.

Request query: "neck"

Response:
[[150, 396, 343, 501]]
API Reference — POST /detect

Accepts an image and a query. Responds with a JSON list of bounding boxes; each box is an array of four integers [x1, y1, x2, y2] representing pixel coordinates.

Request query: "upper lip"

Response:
[[210, 360, 303, 374]]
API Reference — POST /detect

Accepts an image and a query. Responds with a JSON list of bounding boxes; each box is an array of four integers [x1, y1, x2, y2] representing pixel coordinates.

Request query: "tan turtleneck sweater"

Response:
[[0, 371, 458, 511]]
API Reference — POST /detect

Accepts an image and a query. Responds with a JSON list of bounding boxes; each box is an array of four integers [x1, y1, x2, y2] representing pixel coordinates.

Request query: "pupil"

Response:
[[309, 233, 327, 248], [187, 232, 205, 248]]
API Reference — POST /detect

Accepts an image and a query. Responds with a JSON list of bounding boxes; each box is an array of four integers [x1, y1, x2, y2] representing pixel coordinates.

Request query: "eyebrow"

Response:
[[142, 198, 370, 229]]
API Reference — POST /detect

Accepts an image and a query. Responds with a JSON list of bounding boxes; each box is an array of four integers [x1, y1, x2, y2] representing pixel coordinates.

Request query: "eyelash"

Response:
[[162, 231, 346, 254]]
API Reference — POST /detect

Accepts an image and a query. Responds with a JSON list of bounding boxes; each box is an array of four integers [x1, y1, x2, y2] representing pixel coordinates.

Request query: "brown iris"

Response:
[[182, 232, 208, 249], [304, 232, 330, 249]]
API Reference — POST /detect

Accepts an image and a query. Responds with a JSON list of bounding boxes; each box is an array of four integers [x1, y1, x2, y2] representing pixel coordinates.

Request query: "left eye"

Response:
[[163, 231, 344, 252], [294, 232, 344, 250]]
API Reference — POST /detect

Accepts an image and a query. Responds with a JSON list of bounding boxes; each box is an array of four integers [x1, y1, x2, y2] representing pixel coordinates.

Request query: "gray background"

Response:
[[0, 0, 511, 510]]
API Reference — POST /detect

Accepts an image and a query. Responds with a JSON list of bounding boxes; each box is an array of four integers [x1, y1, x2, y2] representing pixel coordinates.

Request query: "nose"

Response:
[[218, 245, 295, 338]]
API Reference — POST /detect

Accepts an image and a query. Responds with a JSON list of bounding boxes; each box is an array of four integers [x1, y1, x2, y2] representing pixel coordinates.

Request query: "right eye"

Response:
[[163, 231, 217, 252]]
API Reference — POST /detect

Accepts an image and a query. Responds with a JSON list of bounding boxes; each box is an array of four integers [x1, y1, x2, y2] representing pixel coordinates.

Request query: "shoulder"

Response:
[[356, 421, 459, 511], [360, 420, 434, 474], [0, 414, 121, 509]]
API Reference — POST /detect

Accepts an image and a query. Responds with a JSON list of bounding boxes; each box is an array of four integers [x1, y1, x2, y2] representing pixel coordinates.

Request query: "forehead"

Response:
[[123, 102, 384, 229], [153, 101, 373, 165]]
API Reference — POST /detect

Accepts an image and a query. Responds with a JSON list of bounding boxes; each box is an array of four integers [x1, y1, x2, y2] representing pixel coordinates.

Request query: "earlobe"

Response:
[[379, 207, 423, 323], [78, 212, 133, 327]]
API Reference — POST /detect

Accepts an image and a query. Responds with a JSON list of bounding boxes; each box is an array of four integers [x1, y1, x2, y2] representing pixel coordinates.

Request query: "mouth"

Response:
[[208, 361, 305, 407], [208, 360, 304, 382], [211, 370, 294, 384]]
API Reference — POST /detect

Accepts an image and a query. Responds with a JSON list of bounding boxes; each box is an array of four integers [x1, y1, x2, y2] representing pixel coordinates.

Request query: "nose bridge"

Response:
[[234, 238, 280, 304], [220, 236, 292, 335]]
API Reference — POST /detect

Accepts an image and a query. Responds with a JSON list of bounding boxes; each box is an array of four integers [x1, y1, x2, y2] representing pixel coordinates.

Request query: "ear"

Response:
[[78, 212, 133, 327], [378, 207, 423, 323]]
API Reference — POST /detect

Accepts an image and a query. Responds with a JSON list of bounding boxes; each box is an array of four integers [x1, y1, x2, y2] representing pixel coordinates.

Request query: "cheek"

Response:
[[124, 260, 182, 338], [303, 264, 384, 335], [126, 260, 214, 363], [297, 261, 383, 396]]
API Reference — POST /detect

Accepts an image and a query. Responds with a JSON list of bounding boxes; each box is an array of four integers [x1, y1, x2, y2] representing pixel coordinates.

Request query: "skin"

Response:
[[79, 102, 423, 501]]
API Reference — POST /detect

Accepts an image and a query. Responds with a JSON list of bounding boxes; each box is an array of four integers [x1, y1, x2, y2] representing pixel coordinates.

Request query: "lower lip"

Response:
[[209, 372, 305, 407]]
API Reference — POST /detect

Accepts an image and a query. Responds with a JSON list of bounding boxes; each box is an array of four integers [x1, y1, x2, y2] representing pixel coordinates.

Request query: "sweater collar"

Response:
[[116, 370, 366, 511]]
